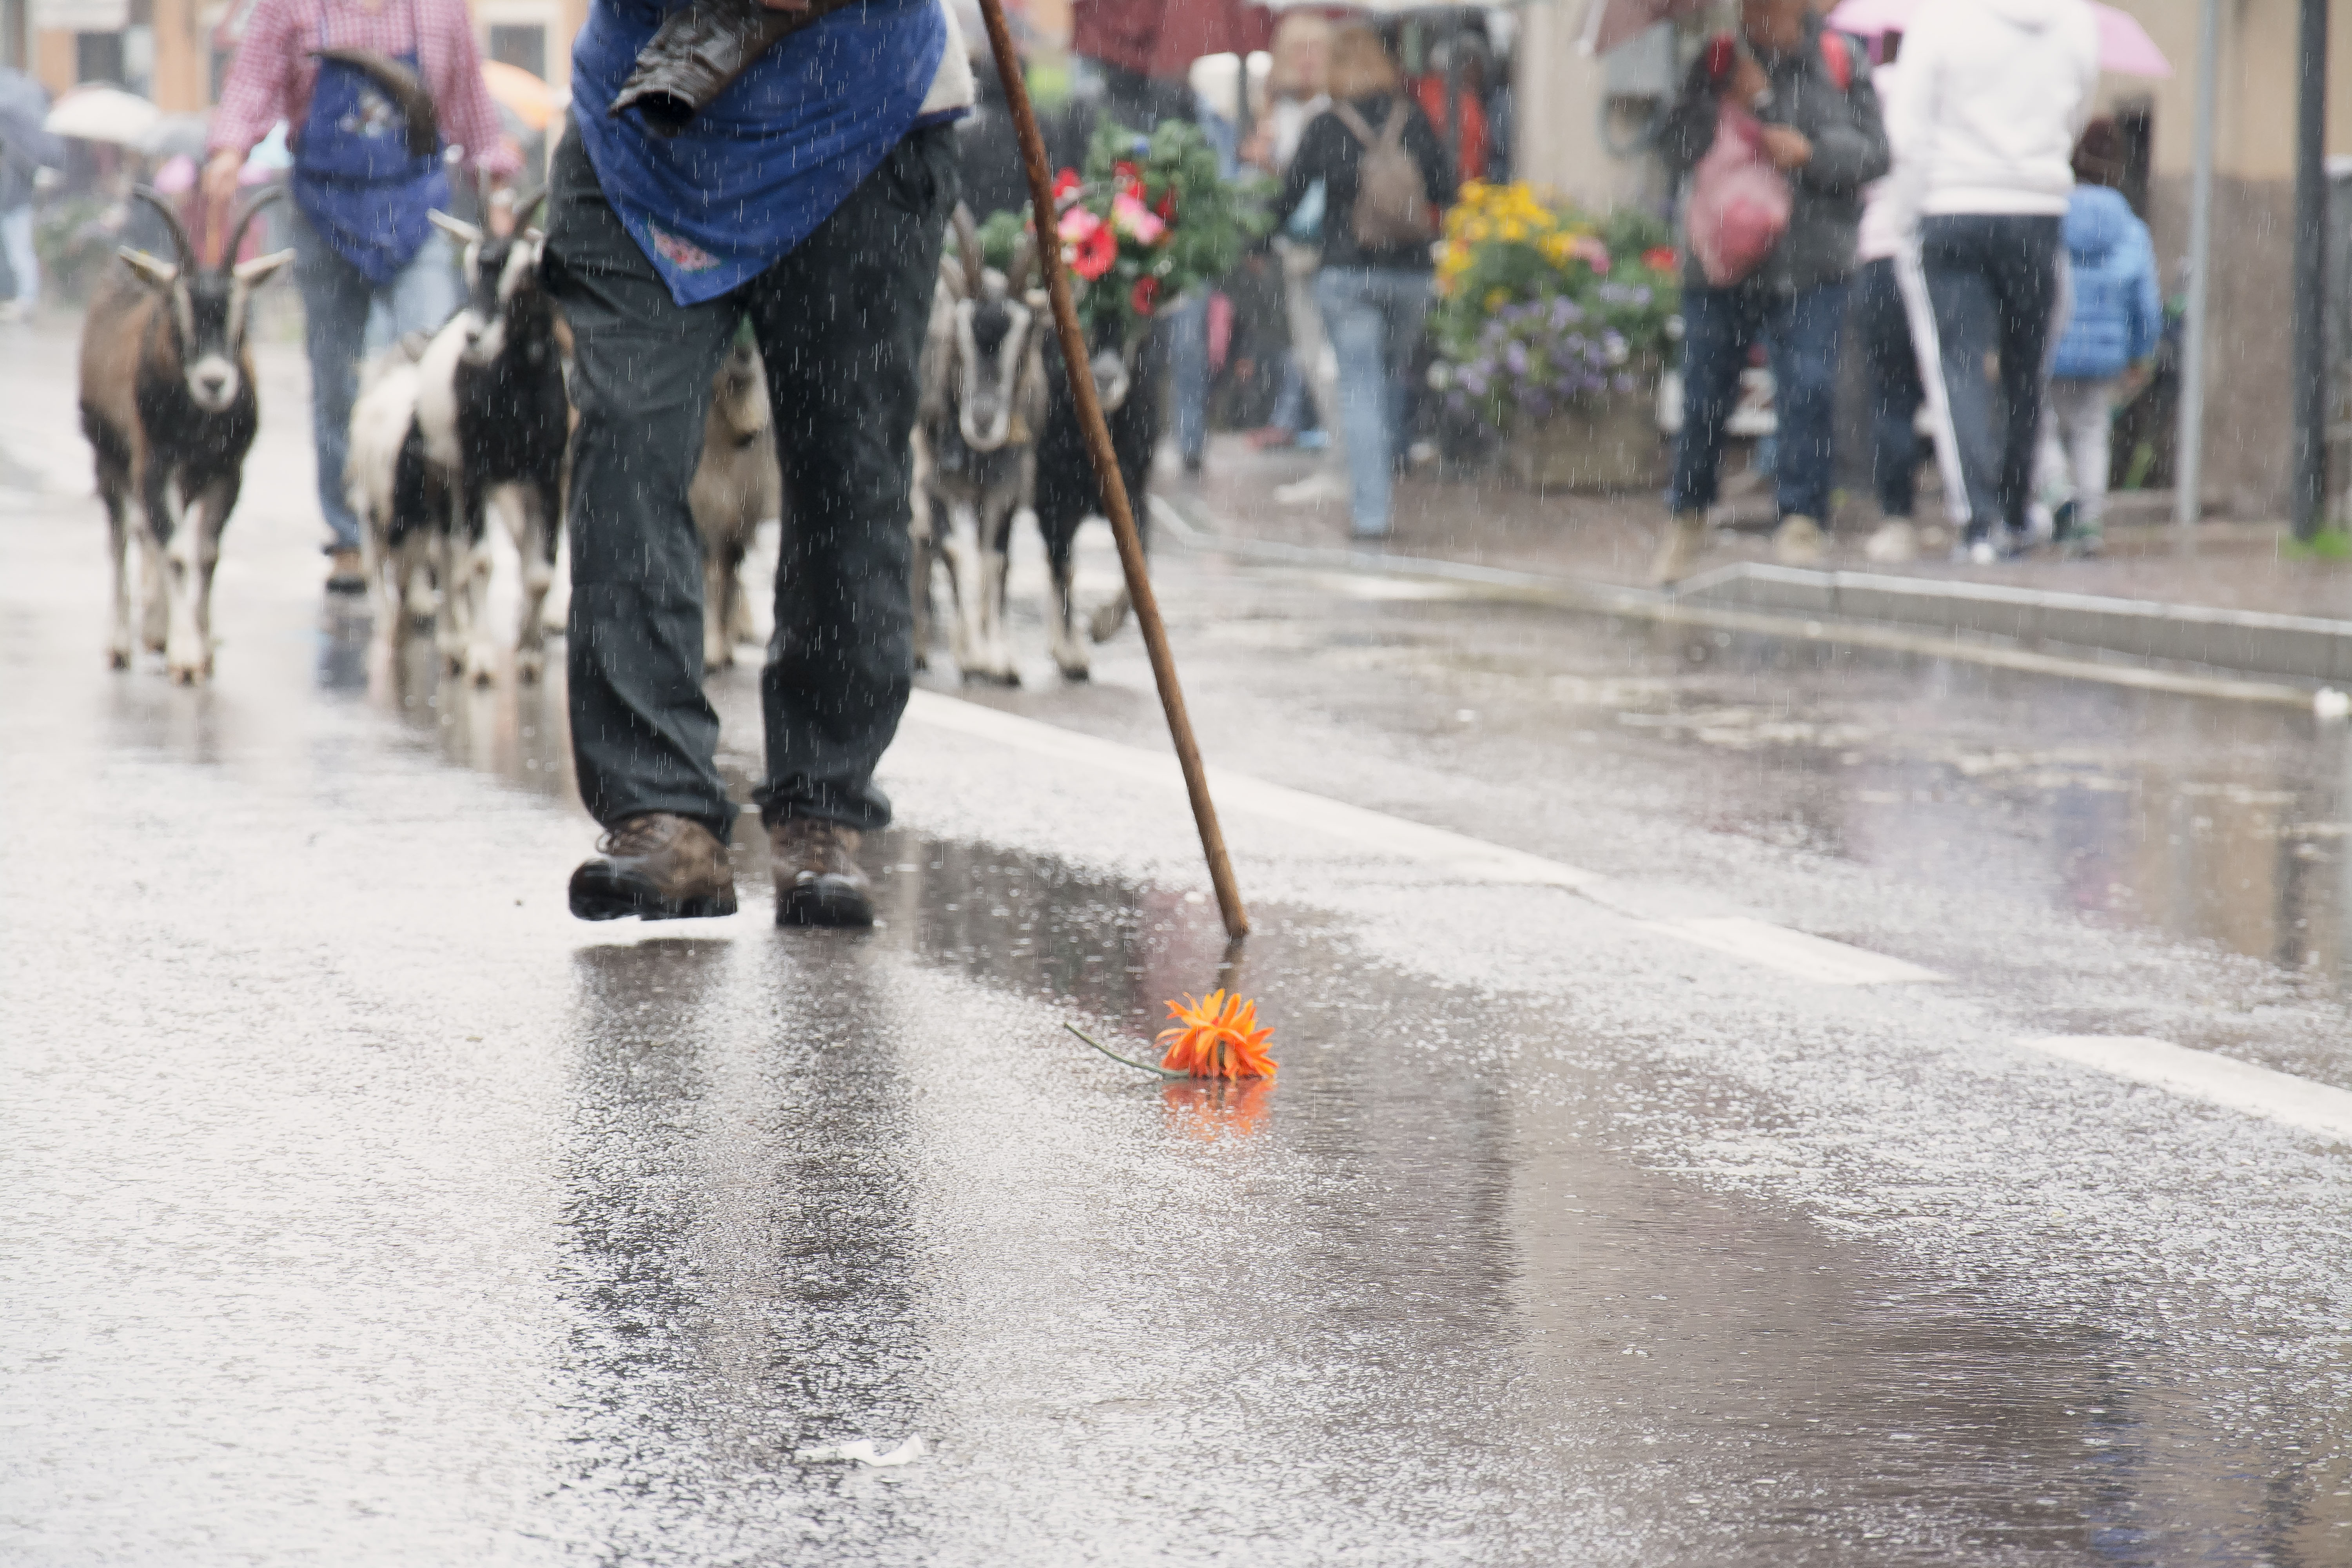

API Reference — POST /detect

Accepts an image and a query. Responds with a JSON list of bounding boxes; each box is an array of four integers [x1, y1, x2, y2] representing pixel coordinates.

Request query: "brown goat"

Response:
[[79, 187, 292, 682]]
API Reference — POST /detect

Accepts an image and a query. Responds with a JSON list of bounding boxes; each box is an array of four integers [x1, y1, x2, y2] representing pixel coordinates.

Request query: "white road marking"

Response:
[[904, 691, 1942, 986], [2024, 1036, 2352, 1143], [1640, 916, 1945, 987]]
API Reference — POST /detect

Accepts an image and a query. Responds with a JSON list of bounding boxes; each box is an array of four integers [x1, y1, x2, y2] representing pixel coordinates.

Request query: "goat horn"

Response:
[[310, 48, 440, 160], [129, 185, 197, 277], [950, 203, 983, 297], [220, 184, 286, 271], [1004, 226, 1036, 299]]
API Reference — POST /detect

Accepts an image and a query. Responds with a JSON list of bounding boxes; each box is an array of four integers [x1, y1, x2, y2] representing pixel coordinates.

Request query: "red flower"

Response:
[[1130, 275, 1160, 316], [1642, 245, 1679, 272], [1071, 222, 1118, 281], [1052, 168, 1082, 202], [1154, 187, 1177, 223]]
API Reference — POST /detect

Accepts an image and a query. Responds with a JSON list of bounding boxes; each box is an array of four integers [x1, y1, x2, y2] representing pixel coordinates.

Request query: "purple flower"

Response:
[[1446, 390, 1468, 412], [1504, 342, 1528, 375], [1523, 390, 1553, 419], [1612, 371, 1638, 394]]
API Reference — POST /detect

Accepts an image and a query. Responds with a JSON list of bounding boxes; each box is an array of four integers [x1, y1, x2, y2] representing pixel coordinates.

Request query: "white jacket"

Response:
[[1882, 0, 2100, 235]]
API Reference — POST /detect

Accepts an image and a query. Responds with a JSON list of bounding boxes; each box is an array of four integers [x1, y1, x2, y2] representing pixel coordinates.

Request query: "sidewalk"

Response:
[[1176, 435, 2352, 623]]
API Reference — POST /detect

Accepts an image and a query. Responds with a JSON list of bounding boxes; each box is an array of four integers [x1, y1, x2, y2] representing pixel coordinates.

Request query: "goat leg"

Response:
[[1041, 507, 1091, 681], [512, 480, 558, 684], [701, 541, 733, 672], [102, 477, 135, 669], [162, 473, 227, 685]]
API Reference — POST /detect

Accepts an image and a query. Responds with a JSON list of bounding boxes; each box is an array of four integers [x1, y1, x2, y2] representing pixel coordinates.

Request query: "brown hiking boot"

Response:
[[771, 817, 874, 928], [568, 813, 739, 921]]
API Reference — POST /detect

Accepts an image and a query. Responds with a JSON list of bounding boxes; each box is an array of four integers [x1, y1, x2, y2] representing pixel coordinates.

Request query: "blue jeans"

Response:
[[1314, 266, 1430, 538], [1169, 289, 1210, 465], [1920, 213, 2061, 539], [1669, 277, 1849, 523], [292, 210, 462, 551], [1852, 257, 1924, 518], [1, 204, 37, 305]]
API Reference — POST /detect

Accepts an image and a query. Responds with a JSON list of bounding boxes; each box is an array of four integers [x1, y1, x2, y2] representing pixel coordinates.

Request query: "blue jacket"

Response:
[[2051, 185, 2161, 381]]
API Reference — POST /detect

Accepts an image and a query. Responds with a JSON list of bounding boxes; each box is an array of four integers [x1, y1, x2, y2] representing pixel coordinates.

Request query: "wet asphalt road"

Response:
[[6, 328, 2352, 1565]]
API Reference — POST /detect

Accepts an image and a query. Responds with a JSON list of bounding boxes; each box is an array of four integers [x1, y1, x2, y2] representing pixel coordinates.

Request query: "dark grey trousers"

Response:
[[543, 121, 957, 840]]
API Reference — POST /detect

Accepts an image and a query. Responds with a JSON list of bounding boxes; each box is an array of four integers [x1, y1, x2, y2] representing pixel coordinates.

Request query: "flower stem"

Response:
[[1064, 1023, 1186, 1080]]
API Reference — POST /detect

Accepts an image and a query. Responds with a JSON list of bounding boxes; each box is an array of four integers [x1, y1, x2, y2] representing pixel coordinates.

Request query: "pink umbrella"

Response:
[[1824, 0, 2172, 77]]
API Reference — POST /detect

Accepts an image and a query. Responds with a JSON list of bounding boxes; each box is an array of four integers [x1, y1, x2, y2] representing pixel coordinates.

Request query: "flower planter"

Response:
[[1503, 392, 1665, 493]]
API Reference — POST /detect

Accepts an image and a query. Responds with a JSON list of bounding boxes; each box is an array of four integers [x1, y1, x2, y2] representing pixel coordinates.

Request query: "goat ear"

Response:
[[233, 248, 296, 287], [938, 254, 967, 298], [118, 247, 179, 288], [428, 210, 484, 246]]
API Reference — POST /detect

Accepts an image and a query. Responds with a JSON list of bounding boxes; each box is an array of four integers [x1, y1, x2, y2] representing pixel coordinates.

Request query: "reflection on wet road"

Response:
[[7, 416, 2352, 1564]]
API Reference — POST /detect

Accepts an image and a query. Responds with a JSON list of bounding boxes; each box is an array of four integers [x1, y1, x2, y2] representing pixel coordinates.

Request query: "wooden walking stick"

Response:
[[972, 0, 1250, 940]]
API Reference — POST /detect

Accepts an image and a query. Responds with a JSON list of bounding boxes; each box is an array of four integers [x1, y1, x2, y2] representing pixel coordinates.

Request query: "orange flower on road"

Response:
[[1156, 990, 1277, 1080]]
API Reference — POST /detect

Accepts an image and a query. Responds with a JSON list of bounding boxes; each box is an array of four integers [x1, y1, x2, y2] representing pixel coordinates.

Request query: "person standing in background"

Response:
[[1878, 0, 2098, 564], [0, 67, 64, 324], [1245, 11, 1332, 454], [1848, 31, 1934, 563], [1651, 0, 1888, 585], [203, 0, 518, 594], [1169, 51, 1249, 479], [2035, 120, 2160, 559], [1271, 24, 1454, 543]]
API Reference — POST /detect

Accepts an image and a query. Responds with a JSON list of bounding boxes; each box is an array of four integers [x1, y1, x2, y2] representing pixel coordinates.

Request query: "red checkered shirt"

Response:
[[210, 0, 520, 176]]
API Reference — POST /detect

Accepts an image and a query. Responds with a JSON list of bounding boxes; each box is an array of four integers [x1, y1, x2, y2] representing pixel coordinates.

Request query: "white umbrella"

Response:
[[1579, 0, 1714, 56], [44, 85, 162, 147]]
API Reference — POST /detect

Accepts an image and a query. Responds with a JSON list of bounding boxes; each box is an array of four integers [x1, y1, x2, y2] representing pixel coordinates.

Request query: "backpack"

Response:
[[1330, 100, 1437, 248]]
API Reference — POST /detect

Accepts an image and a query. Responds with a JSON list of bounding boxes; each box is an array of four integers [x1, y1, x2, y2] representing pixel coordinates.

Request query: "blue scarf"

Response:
[[570, 0, 947, 307]]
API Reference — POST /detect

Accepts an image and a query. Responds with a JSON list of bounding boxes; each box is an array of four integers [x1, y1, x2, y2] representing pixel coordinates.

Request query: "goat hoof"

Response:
[[1087, 608, 1129, 644], [168, 663, 207, 686], [516, 650, 546, 684], [1057, 663, 1091, 683], [107, 646, 131, 670]]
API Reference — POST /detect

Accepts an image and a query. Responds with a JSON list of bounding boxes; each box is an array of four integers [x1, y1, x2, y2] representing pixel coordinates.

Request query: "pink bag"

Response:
[[1685, 103, 1791, 287]]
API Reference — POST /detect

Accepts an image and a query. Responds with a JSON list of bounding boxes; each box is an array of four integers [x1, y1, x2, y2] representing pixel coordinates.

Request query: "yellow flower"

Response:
[[1483, 287, 1509, 312]]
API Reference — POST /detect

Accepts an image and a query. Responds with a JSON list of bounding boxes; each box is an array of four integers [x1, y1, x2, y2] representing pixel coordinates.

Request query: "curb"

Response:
[[1149, 494, 2350, 713]]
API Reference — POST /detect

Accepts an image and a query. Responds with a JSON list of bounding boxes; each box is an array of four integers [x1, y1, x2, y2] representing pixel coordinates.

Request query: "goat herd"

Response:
[[75, 184, 1165, 690]]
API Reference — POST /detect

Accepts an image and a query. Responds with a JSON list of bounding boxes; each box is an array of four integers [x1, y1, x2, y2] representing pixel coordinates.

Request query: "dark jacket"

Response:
[[1274, 91, 1458, 274], [1659, 18, 1889, 296]]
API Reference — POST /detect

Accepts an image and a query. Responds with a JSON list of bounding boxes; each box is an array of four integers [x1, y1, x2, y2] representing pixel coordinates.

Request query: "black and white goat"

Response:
[[1031, 304, 1164, 680], [413, 193, 568, 684], [911, 206, 1048, 684], [78, 186, 293, 682], [346, 331, 441, 656], [690, 337, 781, 671]]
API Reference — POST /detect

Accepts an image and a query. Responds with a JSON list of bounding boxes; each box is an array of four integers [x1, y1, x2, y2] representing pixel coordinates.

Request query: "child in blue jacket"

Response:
[[2039, 123, 2162, 556]]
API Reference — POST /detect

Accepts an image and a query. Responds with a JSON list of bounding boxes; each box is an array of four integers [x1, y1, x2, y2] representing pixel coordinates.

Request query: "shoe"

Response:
[[569, 813, 739, 921], [2062, 530, 2104, 560], [1651, 508, 1710, 586], [1966, 538, 1999, 566], [326, 547, 367, 596], [1771, 513, 1826, 566], [771, 817, 874, 927], [1917, 521, 1953, 554], [1245, 426, 1297, 450], [1863, 518, 1917, 564]]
